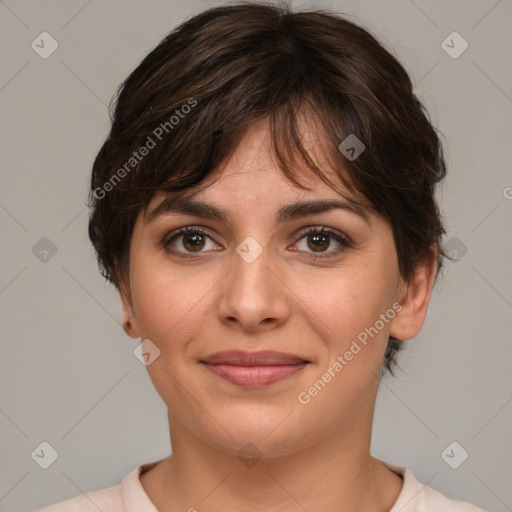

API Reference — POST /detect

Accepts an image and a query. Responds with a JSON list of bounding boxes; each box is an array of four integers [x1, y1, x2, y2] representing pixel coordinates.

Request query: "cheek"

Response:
[[129, 251, 226, 358], [132, 268, 204, 341], [298, 262, 394, 348], [293, 269, 395, 416], [128, 263, 212, 399]]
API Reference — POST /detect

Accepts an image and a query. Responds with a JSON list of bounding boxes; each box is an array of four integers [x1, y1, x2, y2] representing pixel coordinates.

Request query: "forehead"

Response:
[[214, 116, 344, 188], [145, 117, 371, 218]]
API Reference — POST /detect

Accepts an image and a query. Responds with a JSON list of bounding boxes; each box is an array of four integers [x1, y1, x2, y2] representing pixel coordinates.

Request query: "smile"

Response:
[[201, 362, 309, 387], [200, 350, 310, 387]]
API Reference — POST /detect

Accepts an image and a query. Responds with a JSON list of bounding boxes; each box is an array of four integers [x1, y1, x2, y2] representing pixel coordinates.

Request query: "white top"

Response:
[[38, 459, 487, 511]]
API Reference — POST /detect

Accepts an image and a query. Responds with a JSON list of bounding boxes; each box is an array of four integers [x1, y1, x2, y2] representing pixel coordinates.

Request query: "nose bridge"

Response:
[[231, 235, 275, 303], [217, 235, 288, 330]]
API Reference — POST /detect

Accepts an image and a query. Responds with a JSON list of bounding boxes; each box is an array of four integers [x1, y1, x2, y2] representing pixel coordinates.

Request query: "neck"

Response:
[[141, 412, 403, 512]]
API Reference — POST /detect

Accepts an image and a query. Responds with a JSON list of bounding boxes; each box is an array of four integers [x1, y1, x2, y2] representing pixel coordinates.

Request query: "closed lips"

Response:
[[200, 350, 309, 366]]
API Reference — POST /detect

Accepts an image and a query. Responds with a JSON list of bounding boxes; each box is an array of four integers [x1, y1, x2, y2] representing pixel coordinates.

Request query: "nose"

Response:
[[216, 239, 290, 333]]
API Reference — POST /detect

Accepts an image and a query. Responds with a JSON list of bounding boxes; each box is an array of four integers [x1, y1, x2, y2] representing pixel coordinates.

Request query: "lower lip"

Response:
[[201, 363, 308, 387]]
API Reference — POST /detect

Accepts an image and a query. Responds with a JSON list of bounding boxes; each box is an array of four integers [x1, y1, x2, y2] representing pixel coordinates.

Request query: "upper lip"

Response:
[[200, 350, 309, 366]]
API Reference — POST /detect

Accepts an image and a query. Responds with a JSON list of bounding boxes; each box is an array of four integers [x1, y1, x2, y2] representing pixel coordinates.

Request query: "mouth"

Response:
[[200, 350, 310, 388]]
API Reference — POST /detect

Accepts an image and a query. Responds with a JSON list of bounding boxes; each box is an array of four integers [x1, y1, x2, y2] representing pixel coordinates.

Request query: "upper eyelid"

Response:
[[164, 225, 351, 247]]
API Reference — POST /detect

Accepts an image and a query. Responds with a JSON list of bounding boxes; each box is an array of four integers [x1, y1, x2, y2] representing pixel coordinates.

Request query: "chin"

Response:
[[199, 411, 315, 459]]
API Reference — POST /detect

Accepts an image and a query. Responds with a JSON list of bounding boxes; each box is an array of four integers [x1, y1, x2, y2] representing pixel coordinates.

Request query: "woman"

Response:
[[40, 2, 486, 510]]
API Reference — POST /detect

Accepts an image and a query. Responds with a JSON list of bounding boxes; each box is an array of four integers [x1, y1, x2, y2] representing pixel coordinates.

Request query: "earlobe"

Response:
[[389, 246, 438, 341], [119, 280, 140, 339]]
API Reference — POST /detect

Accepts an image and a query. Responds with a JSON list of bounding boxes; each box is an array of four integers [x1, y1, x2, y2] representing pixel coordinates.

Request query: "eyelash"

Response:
[[162, 225, 352, 260]]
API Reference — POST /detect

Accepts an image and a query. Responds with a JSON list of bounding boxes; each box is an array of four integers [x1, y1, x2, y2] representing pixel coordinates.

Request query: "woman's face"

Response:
[[122, 119, 424, 459]]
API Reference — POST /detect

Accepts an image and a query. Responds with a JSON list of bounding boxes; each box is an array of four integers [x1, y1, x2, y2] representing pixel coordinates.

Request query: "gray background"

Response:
[[1, 0, 511, 510]]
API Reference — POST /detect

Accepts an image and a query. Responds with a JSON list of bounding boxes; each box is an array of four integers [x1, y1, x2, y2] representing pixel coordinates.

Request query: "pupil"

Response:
[[184, 233, 204, 251], [309, 234, 328, 251]]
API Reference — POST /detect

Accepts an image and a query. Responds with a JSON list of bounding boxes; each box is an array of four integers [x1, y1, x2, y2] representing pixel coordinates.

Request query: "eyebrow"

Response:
[[147, 196, 372, 225]]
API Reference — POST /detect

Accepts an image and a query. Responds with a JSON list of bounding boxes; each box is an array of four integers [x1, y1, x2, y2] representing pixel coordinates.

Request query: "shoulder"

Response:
[[37, 460, 161, 512], [37, 484, 123, 512], [382, 461, 488, 512], [421, 483, 488, 511]]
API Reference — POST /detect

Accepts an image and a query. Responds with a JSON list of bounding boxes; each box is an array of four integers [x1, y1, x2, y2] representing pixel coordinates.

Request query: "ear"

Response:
[[119, 279, 140, 339], [389, 245, 438, 341]]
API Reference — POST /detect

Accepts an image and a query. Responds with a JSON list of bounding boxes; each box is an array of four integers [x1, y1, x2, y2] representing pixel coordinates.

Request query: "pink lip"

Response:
[[200, 350, 309, 387]]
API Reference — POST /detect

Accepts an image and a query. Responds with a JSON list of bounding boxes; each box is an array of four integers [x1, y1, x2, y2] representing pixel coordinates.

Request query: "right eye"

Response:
[[162, 226, 222, 258]]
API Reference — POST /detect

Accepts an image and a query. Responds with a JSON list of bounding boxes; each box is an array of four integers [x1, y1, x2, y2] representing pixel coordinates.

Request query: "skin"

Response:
[[120, 117, 437, 511]]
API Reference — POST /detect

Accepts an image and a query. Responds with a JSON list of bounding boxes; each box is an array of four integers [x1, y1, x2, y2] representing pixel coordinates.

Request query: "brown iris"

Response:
[[308, 233, 330, 252], [182, 232, 206, 252]]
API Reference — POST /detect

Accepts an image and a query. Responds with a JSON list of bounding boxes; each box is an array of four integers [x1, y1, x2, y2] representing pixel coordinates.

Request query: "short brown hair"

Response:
[[88, 1, 448, 374]]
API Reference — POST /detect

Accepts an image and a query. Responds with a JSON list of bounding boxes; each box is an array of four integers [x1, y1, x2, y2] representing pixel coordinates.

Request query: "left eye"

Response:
[[162, 226, 351, 259], [293, 227, 351, 258]]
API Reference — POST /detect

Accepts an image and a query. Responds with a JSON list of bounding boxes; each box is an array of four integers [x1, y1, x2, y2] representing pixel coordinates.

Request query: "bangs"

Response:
[[129, 93, 371, 220]]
